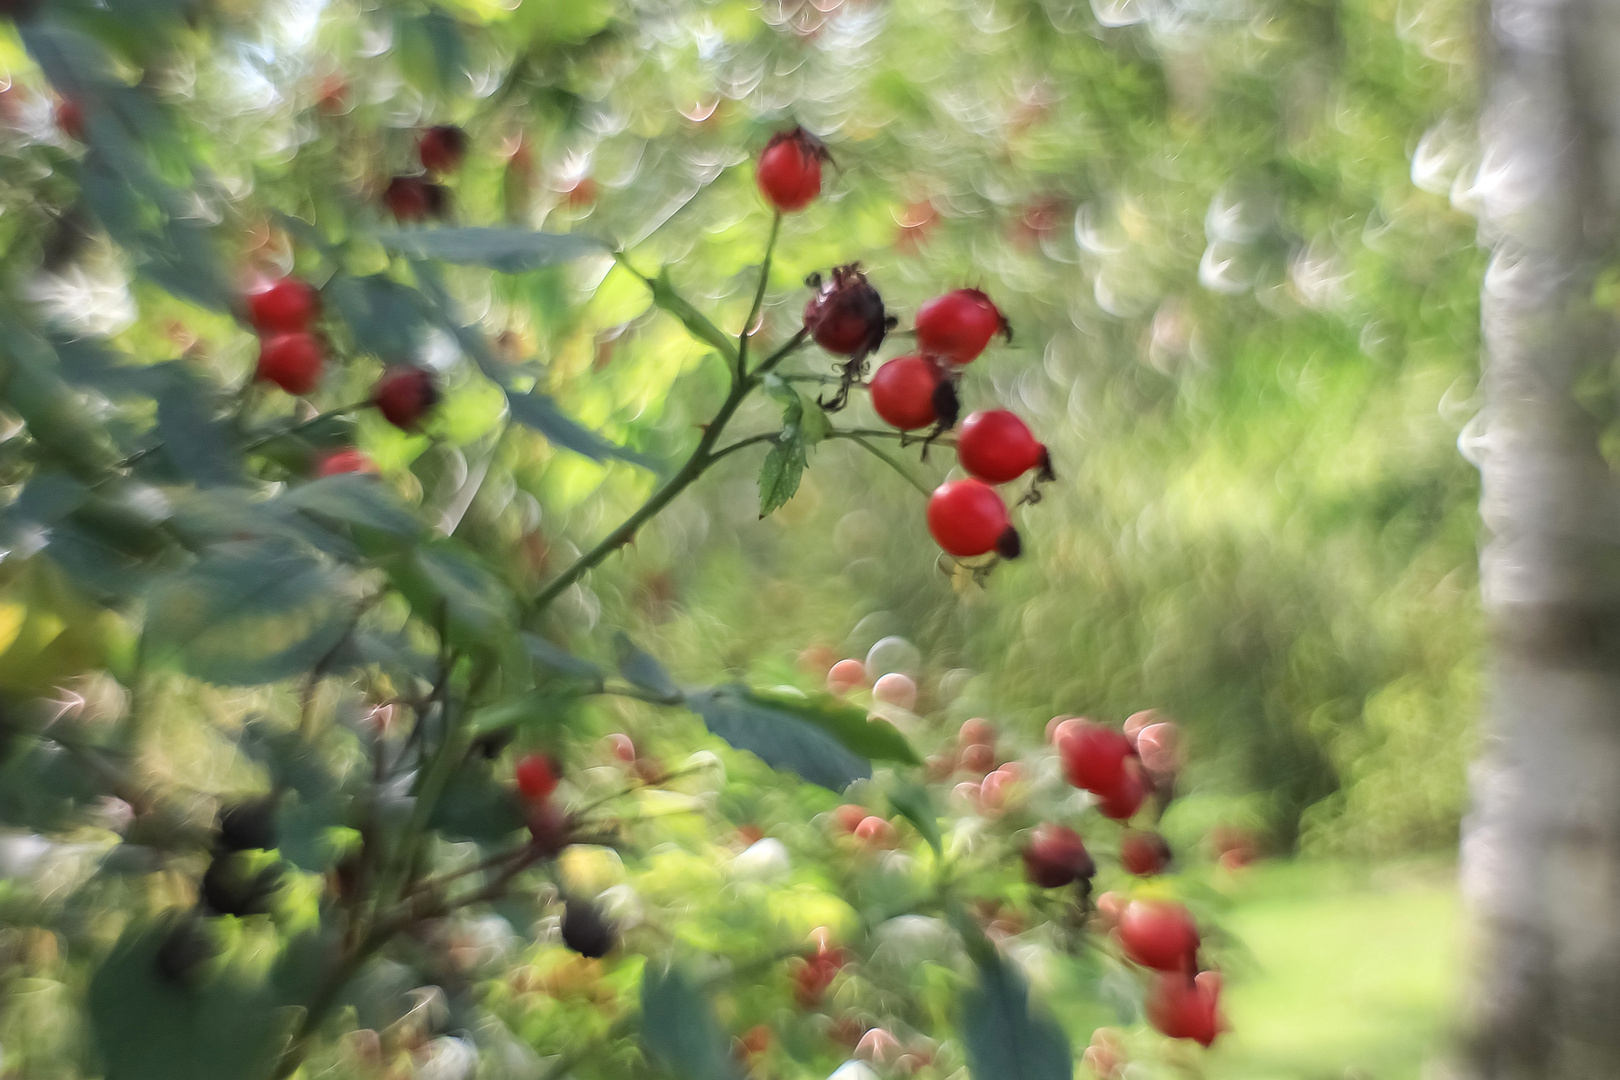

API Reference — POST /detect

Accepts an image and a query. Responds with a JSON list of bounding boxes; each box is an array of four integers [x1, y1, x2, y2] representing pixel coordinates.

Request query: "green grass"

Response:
[[1202, 859, 1461, 1080]]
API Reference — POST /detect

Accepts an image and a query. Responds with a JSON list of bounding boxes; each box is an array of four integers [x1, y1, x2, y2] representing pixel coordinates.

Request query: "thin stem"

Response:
[[709, 431, 780, 463], [241, 400, 370, 452], [839, 433, 933, 496], [737, 212, 783, 379], [751, 327, 808, 378], [832, 427, 957, 449]]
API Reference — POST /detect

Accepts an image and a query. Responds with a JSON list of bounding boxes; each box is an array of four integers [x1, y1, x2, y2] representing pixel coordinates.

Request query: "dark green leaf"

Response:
[[326, 275, 430, 357], [524, 633, 605, 683], [384, 540, 517, 653], [641, 962, 745, 1080], [145, 539, 354, 686], [0, 739, 100, 832], [747, 687, 920, 765], [960, 950, 1073, 1080], [428, 762, 527, 842], [615, 631, 680, 701], [274, 475, 423, 539], [684, 685, 872, 791], [757, 436, 805, 518], [506, 389, 655, 468], [376, 228, 609, 273], [88, 916, 289, 1080], [887, 776, 942, 855], [275, 792, 350, 871], [157, 372, 242, 488]]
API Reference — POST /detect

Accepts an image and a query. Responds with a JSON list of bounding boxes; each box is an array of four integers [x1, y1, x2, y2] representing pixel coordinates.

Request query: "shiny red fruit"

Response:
[[256, 332, 323, 395], [56, 98, 85, 140], [832, 804, 867, 833], [515, 753, 558, 800], [803, 264, 888, 358], [1120, 831, 1173, 876], [371, 366, 439, 430], [927, 479, 1017, 559], [756, 127, 827, 213], [854, 815, 896, 847], [1022, 823, 1094, 888], [915, 289, 1010, 364], [1145, 970, 1223, 1046], [247, 277, 320, 334], [1057, 721, 1133, 794], [418, 125, 468, 174], [956, 410, 1049, 484], [1094, 760, 1146, 821], [1117, 899, 1200, 972], [315, 448, 377, 477], [868, 355, 943, 431]]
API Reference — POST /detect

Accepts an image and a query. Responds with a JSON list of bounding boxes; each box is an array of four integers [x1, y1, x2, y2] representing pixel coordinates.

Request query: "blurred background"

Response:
[[0, 0, 1488, 1073]]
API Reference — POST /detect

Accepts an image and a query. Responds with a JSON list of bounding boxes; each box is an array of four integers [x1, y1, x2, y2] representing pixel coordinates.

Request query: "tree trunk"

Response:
[[1464, 0, 1620, 1073]]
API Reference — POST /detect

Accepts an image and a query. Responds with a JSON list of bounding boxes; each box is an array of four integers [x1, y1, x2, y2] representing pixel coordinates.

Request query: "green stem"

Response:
[[736, 212, 782, 379], [241, 400, 370, 453], [830, 426, 956, 449], [839, 433, 933, 496], [708, 431, 781, 463]]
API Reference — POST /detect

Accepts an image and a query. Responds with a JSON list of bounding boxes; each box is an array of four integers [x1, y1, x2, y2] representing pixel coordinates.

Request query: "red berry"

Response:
[[927, 479, 1018, 559], [914, 289, 1010, 365], [371, 366, 439, 430], [803, 264, 889, 358], [315, 448, 377, 477], [959, 742, 995, 774], [1145, 970, 1223, 1046], [1094, 760, 1146, 821], [832, 804, 868, 833], [56, 98, 85, 141], [417, 125, 468, 174], [956, 410, 1049, 484], [756, 127, 828, 213], [1117, 899, 1200, 972], [827, 658, 867, 694], [853, 815, 896, 847], [527, 800, 573, 857], [515, 753, 558, 800], [1022, 823, 1093, 888], [384, 176, 449, 222], [959, 717, 996, 748], [247, 277, 320, 334], [1057, 721, 1133, 794], [868, 355, 943, 431], [793, 953, 841, 1007], [256, 332, 324, 395], [1120, 831, 1173, 876]]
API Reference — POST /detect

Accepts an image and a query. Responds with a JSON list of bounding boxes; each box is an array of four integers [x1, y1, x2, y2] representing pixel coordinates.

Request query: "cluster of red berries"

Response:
[[384, 125, 466, 223], [1112, 898, 1224, 1047], [755, 127, 1051, 563]]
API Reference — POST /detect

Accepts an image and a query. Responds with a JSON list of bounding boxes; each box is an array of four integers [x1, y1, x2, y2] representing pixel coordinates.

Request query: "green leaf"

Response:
[[748, 687, 920, 765], [376, 228, 609, 273], [649, 266, 739, 362], [684, 685, 872, 791], [88, 916, 290, 1080], [326, 274, 429, 357], [959, 950, 1073, 1080], [758, 436, 806, 518], [429, 761, 528, 842], [506, 389, 655, 469], [156, 372, 243, 488], [145, 539, 354, 686], [273, 475, 423, 540], [641, 962, 745, 1080], [615, 631, 681, 701], [384, 540, 517, 654], [887, 776, 942, 855]]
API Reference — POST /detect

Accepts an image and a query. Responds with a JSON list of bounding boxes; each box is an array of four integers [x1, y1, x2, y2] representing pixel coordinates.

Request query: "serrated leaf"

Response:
[[376, 228, 608, 273], [145, 539, 354, 686], [757, 436, 806, 518], [156, 372, 242, 488], [888, 776, 942, 855], [960, 951, 1073, 1080], [684, 685, 872, 791], [641, 962, 745, 1080], [615, 631, 680, 701], [507, 389, 654, 468], [747, 687, 920, 765], [649, 266, 738, 362]]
